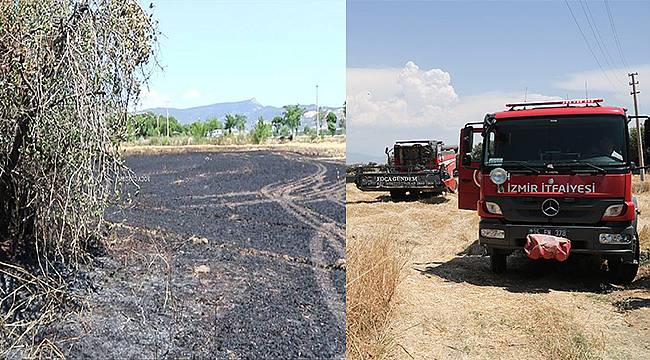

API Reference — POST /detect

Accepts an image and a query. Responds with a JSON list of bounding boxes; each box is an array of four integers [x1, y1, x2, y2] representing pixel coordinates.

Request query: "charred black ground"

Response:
[[42, 150, 345, 358]]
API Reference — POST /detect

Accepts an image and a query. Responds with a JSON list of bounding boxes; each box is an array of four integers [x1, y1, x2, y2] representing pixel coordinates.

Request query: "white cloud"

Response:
[[182, 89, 202, 100], [347, 61, 561, 134], [346, 61, 567, 161], [347, 61, 458, 128], [554, 64, 650, 112], [136, 88, 170, 110], [347, 61, 650, 162]]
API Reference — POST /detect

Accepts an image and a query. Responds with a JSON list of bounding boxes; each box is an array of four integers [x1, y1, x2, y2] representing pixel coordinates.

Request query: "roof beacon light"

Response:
[[505, 98, 604, 109], [561, 98, 603, 105]]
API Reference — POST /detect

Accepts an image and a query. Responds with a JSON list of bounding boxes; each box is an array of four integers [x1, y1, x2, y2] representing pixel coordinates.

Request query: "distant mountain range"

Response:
[[142, 98, 344, 129], [347, 152, 386, 165]]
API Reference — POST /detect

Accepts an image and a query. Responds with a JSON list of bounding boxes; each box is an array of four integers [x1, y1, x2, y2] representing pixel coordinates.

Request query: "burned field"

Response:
[[43, 151, 345, 358]]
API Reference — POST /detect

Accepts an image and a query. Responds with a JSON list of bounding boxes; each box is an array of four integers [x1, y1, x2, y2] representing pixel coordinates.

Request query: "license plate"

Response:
[[528, 228, 567, 237]]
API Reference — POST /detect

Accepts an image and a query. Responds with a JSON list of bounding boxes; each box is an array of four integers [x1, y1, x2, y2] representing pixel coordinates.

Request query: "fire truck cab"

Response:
[[457, 98, 644, 284]]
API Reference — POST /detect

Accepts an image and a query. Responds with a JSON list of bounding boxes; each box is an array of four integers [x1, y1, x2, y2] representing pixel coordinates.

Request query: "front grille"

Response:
[[487, 196, 624, 225]]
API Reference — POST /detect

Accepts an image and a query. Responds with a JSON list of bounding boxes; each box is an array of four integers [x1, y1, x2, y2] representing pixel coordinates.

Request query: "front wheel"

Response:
[[490, 252, 507, 273], [608, 234, 640, 285], [389, 190, 406, 201]]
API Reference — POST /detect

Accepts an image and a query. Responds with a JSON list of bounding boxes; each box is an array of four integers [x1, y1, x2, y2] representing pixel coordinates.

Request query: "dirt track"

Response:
[[44, 151, 345, 358], [347, 185, 650, 359]]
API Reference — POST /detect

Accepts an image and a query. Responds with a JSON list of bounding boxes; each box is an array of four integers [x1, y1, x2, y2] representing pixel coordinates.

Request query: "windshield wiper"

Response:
[[500, 160, 541, 174], [552, 160, 606, 173]]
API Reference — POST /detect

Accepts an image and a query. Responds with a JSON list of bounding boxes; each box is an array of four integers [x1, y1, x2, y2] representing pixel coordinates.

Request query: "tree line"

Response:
[[129, 104, 344, 143]]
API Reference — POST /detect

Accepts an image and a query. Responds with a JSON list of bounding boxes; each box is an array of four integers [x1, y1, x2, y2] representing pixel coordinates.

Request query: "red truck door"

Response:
[[458, 125, 483, 210]]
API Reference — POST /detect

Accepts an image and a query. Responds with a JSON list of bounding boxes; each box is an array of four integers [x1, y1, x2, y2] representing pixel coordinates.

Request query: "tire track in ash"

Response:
[[260, 152, 346, 332]]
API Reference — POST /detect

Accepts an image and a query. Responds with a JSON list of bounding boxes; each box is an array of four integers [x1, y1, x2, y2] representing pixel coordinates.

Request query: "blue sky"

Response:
[[347, 0, 650, 162], [138, 0, 345, 110]]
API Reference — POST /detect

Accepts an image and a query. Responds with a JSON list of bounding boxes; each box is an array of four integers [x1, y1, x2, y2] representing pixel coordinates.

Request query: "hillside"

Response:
[[144, 98, 344, 129]]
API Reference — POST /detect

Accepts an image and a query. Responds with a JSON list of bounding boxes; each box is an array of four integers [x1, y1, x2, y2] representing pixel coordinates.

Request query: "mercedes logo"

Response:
[[542, 198, 560, 217], [548, 178, 554, 185]]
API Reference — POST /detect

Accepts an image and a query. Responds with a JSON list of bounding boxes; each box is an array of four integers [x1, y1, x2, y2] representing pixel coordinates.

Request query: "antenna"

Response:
[[585, 81, 588, 99], [524, 87, 528, 102]]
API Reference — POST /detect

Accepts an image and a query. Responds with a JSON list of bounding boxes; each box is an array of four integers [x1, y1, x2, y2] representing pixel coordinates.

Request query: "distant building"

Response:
[[207, 129, 224, 138]]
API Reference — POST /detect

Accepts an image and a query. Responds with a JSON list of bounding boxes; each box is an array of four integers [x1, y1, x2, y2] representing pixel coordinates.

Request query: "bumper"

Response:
[[479, 218, 636, 260]]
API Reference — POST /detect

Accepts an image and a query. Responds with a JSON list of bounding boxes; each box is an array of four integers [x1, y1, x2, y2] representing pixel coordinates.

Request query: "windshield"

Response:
[[484, 115, 628, 168], [396, 144, 435, 166]]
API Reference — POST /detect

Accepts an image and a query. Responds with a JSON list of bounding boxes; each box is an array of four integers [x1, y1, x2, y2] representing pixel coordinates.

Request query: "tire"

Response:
[[390, 190, 406, 201], [490, 252, 507, 273], [608, 233, 640, 285]]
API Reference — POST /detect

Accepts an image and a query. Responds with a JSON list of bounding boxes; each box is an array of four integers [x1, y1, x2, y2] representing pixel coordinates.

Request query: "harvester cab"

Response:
[[457, 98, 648, 283]]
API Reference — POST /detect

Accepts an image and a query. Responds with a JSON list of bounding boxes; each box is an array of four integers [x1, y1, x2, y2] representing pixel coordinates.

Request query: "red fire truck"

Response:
[[355, 140, 457, 200], [457, 98, 644, 284]]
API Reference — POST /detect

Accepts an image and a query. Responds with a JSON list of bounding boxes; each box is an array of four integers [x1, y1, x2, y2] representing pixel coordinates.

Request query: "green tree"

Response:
[[224, 114, 237, 134], [163, 115, 183, 136], [630, 126, 646, 164], [225, 113, 247, 134], [272, 115, 284, 135], [186, 121, 206, 137], [129, 112, 160, 138], [340, 101, 346, 129], [205, 117, 223, 132], [326, 112, 337, 136], [250, 117, 273, 144], [282, 104, 305, 137], [235, 114, 247, 132], [471, 142, 483, 161]]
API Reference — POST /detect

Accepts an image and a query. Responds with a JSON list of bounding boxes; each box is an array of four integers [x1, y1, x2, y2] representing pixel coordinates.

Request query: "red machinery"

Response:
[[355, 140, 457, 200], [457, 98, 643, 284]]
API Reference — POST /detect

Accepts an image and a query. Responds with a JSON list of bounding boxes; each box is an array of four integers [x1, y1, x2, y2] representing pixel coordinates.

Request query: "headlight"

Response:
[[598, 233, 631, 244], [603, 204, 625, 217], [485, 201, 502, 215], [489, 167, 508, 185], [480, 228, 505, 239]]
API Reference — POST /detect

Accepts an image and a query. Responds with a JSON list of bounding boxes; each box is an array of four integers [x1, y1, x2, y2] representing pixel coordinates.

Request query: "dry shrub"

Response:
[[346, 230, 408, 359], [0, 0, 157, 355]]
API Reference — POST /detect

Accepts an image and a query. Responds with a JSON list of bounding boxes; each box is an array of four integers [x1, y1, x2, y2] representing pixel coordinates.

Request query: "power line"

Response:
[[580, 0, 625, 85], [564, 0, 619, 91], [604, 0, 630, 72]]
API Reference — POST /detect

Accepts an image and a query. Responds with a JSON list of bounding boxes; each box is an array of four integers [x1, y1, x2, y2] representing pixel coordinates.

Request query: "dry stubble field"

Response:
[[346, 183, 650, 360]]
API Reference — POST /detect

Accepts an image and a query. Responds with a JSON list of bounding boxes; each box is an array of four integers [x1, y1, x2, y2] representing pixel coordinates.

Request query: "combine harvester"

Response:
[[354, 139, 458, 200], [457, 98, 647, 284]]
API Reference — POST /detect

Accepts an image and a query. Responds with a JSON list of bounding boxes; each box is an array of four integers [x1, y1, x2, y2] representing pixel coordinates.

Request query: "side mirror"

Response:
[[385, 146, 389, 154], [461, 127, 474, 166], [462, 154, 472, 167]]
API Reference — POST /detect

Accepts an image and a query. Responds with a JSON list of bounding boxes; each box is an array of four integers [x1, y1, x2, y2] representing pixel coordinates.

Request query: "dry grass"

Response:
[[346, 184, 650, 359], [121, 138, 345, 159], [346, 229, 408, 359], [632, 177, 650, 194]]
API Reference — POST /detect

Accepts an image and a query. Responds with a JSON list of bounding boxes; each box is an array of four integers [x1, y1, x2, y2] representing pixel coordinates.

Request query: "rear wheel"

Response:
[[608, 233, 640, 285], [490, 251, 507, 273], [389, 190, 406, 201]]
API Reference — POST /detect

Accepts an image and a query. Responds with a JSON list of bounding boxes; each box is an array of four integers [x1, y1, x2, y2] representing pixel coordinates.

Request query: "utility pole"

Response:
[[316, 85, 320, 137], [629, 72, 644, 180], [166, 101, 170, 138]]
